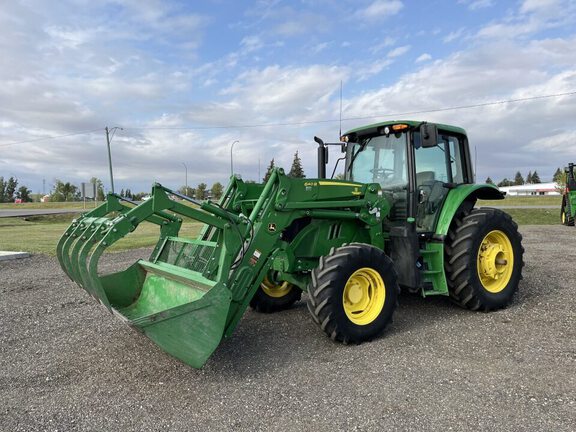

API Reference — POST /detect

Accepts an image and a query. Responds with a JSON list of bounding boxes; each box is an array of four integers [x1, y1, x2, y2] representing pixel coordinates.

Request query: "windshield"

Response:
[[350, 133, 408, 190]]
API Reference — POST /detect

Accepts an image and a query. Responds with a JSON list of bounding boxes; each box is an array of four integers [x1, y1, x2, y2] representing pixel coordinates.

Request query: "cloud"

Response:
[[387, 45, 410, 58], [415, 53, 432, 63], [355, 1, 404, 20], [443, 28, 466, 43], [458, 0, 494, 10]]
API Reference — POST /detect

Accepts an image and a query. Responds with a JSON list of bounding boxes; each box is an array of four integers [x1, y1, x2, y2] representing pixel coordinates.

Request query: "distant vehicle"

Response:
[[561, 162, 575, 226]]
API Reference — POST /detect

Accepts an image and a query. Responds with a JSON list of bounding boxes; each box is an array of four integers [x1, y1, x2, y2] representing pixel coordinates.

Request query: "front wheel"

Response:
[[445, 208, 524, 311], [307, 243, 399, 344]]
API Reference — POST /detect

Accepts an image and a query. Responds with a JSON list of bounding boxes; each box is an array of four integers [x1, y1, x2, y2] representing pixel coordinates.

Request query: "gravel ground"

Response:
[[1, 225, 575, 431]]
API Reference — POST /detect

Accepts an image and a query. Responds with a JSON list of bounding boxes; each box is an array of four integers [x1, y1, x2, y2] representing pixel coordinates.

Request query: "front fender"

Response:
[[435, 184, 503, 236]]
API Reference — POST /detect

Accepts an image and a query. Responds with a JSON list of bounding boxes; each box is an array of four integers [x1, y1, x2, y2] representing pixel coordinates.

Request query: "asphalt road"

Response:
[[1, 225, 575, 431], [0, 209, 83, 218]]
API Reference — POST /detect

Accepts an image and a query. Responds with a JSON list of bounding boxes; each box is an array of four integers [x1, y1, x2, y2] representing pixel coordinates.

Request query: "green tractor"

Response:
[[561, 162, 575, 226], [57, 120, 524, 368]]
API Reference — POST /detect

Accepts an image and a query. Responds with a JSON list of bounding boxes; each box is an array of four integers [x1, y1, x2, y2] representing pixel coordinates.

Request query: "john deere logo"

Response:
[[268, 223, 277, 232]]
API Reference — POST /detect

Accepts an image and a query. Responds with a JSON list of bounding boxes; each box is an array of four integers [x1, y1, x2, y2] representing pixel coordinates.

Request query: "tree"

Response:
[[178, 185, 194, 198], [196, 182, 207, 200], [485, 177, 494, 185], [50, 179, 79, 202], [531, 170, 541, 184], [497, 178, 513, 187], [525, 171, 533, 184], [288, 151, 305, 178], [0, 177, 5, 202], [263, 158, 275, 183], [16, 186, 32, 202], [90, 177, 105, 201], [5, 176, 18, 202], [211, 182, 224, 200], [513, 171, 524, 185], [553, 167, 563, 183]]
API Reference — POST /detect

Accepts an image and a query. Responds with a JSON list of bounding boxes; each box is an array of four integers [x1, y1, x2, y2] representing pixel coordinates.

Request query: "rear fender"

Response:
[[435, 184, 503, 236]]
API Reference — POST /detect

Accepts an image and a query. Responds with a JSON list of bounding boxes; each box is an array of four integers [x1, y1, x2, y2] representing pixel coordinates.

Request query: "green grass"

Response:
[[0, 204, 561, 257], [0, 214, 202, 256], [499, 208, 560, 225], [478, 195, 561, 207]]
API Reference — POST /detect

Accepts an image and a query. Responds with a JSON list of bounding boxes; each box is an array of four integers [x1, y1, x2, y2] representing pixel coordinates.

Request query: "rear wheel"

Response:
[[307, 243, 399, 344], [445, 208, 524, 311], [249, 276, 302, 313], [561, 197, 575, 226]]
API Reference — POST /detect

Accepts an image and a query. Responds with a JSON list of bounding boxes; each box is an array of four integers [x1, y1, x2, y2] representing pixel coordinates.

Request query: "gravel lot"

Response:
[[1, 225, 575, 431]]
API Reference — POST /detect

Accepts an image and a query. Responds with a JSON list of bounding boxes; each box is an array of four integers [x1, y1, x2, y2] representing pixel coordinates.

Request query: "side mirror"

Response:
[[420, 123, 438, 148]]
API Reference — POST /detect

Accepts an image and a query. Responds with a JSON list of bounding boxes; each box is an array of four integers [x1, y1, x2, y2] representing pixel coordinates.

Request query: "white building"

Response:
[[498, 182, 560, 196]]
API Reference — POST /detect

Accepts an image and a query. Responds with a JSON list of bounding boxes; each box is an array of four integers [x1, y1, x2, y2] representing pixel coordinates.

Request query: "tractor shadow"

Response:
[[207, 291, 462, 376]]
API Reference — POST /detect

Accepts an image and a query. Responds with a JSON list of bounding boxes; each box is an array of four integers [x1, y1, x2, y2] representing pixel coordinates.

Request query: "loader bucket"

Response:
[[100, 260, 232, 368]]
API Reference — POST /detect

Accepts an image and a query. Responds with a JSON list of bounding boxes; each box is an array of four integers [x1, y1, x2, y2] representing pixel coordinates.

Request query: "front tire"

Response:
[[445, 208, 524, 311], [307, 243, 399, 344]]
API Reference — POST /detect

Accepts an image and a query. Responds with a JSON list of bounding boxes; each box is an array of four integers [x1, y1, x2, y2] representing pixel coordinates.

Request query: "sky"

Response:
[[1, 0, 576, 195]]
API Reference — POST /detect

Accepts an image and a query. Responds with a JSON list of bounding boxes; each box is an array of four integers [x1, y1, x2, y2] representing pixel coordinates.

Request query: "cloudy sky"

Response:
[[1, 0, 575, 194]]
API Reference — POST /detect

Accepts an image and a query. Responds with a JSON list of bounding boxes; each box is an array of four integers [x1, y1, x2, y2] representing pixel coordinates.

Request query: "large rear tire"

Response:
[[307, 243, 399, 344], [249, 276, 302, 313], [561, 197, 575, 226], [445, 208, 524, 311]]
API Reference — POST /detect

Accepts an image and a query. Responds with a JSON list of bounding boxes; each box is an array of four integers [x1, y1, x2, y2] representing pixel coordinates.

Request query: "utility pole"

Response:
[[182, 162, 188, 195], [105, 126, 122, 194]]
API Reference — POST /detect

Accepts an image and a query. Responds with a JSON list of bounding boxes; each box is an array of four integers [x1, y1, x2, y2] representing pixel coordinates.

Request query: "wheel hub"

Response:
[[477, 230, 514, 293], [343, 268, 385, 325]]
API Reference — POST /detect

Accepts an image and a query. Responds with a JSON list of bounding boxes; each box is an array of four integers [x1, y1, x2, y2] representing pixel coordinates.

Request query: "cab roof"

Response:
[[344, 120, 467, 137]]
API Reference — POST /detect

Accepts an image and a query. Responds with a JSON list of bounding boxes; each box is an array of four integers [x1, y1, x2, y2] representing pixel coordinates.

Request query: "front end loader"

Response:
[[561, 162, 576, 226], [57, 120, 524, 368]]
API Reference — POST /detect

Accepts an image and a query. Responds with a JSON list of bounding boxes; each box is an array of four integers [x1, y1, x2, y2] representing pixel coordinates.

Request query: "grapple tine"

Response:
[[66, 218, 102, 290], [57, 217, 90, 280], [75, 219, 111, 304]]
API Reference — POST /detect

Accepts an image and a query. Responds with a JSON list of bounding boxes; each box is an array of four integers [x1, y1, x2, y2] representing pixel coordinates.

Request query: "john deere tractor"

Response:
[[57, 120, 524, 368], [561, 162, 575, 226]]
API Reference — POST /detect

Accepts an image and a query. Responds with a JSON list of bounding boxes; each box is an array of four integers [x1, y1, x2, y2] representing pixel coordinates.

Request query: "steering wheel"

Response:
[[370, 168, 394, 180]]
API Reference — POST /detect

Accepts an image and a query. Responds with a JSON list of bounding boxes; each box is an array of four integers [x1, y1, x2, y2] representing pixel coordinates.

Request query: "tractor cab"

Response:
[[341, 121, 474, 233]]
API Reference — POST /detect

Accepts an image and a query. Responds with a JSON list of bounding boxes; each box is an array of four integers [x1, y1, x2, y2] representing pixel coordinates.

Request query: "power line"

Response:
[[0, 128, 104, 148], [1, 90, 575, 146]]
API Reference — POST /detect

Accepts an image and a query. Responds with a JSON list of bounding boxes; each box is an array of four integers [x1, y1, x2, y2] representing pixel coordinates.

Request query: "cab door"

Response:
[[413, 132, 466, 232]]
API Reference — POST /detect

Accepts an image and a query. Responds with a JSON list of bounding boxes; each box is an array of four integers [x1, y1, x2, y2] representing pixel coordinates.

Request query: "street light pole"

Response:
[[105, 126, 122, 194], [182, 162, 188, 195], [230, 140, 239, 177]]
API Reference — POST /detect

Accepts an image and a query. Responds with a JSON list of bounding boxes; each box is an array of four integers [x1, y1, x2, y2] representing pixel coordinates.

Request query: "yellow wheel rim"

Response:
[[261, 277, 293, 298], [342, 267, 386, 325], [562, 210, 566, 224], [477, 230, 514, 293]]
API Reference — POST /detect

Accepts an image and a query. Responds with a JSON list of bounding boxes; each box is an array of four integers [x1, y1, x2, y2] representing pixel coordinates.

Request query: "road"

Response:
[[1, 225, 575, 431], [0, 208, 84, 218]]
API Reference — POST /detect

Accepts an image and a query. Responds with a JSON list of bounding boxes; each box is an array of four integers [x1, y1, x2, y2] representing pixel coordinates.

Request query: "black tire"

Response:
[[445, 208, 524, 311], [307, 243, 399, 344], [561, 197, 575, 226], [249, 277, 302, 313]]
